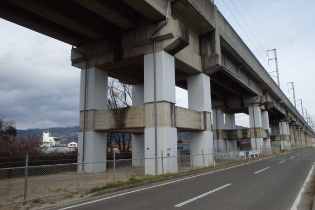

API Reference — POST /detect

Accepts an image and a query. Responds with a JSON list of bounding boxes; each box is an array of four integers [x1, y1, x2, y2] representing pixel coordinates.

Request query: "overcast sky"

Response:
[[0, 0, 314, 130]]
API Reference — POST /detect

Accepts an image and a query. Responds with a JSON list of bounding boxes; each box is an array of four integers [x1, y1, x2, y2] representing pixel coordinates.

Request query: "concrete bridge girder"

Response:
[[1, 0, 315, 174]]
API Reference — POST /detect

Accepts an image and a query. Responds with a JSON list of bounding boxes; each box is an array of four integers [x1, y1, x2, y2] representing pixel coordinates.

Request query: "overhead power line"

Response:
[[221, 0, 273, 72], [241, 0, 272, 49], [231, 0, 268, 59]]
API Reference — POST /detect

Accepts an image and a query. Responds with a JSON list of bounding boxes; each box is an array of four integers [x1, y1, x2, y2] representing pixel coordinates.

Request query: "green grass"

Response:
[[88, 148, 309, 195], [89, 159, 248, 194]]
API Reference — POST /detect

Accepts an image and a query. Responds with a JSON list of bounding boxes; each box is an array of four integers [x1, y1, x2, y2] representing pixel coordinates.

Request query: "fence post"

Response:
[[191, 152, 194, 170], [23, 154, 29, 205], [76, 153, 80, 194], [202, 149, 205, 167], [113, 152, 116, 183], [161, 151, 164, 175], [140, 152, 144, 178], [177, 151, 180, 173]]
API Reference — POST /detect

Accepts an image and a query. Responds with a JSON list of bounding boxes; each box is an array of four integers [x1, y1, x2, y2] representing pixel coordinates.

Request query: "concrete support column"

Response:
[[290, 125, 297, 147], [261, 111, 271, 148], [213, 109, 225, 151], [224, 114, 237, 151], [188, 73, 213, 167], [144, 51, 177, 175], [296, 126, 301, 147], [299, 129, 304, 146], [132, 84, 144, 166], [279, 121, 291, 150], [248, 105, 264, 150], [78, 68, 108, 172]]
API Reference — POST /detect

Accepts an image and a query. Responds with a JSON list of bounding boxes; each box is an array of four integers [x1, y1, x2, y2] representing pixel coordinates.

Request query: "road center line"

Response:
[[290, 156, 295, 159], [279, 160, 286, 164], [254, 167, 270, 174], [291, 163, 315, 210], [174, 184, 232, 208]]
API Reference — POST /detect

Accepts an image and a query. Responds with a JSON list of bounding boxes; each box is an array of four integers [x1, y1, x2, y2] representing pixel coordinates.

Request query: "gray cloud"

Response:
[[1, 0, 315, 130], [0, 19, 80, 129]]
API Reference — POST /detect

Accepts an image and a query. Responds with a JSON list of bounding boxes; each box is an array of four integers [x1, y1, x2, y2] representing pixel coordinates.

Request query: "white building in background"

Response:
[[41, 131, 60, 147], [67, 142, 78, 148]]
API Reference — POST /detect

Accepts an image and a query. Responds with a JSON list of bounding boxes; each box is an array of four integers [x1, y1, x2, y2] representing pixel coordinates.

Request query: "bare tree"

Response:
[[107, 79, 131, 108], [107, 78, 132, 154], [0, 115, 17, 141]]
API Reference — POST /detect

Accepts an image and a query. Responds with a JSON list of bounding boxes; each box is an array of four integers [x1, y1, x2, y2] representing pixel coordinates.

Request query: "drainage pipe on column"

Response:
[[72, 46, 88, 170], [150, 0, 171, 175], [248, 95, 259, 150], [251, 104, 257, 150]]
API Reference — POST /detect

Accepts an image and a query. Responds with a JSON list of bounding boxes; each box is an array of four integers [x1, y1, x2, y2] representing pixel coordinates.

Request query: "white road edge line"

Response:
[[290, 156, 295, 159], [57, 155, 283, 210], [57, 167, 243, 210], [174, 183, 232, 208], [291, 163, 315, 210], [254, 167, 270, 174], [279, 160, 286, 164]]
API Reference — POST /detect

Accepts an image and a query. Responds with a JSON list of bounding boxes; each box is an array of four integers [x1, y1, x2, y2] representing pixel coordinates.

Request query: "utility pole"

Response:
[[297, 99, 304, 118], [304, 108, 308, 123], [268, 49, 280, 87], [287, 82, 296, 108]]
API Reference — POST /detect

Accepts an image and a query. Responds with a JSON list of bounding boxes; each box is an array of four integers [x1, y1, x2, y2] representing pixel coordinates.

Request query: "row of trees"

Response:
[[0, 116, 77, 168], [0, 115, 17, 141], [0, 78, 133, 160]]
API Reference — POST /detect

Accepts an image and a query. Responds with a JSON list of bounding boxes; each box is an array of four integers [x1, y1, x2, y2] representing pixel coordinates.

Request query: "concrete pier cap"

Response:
[[2, 0, 315, 173]]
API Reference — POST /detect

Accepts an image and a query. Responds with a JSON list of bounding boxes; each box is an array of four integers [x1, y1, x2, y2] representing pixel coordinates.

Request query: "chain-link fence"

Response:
[[0, 147, 290, 207]]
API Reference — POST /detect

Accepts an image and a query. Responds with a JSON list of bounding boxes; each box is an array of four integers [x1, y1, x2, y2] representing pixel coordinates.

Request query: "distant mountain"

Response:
[[17, 126, 79, 144], [236, 125, 248, 129], [178, 132, 189, 141], [17, 125, 248, 144]]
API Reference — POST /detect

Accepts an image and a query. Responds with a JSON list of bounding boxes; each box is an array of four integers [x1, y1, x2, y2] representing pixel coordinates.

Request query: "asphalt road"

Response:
[[55, 148, 315, 210]]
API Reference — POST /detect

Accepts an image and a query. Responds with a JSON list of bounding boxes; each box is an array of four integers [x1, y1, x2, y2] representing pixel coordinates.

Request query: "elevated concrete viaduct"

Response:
[[1, 0, 314, 174]]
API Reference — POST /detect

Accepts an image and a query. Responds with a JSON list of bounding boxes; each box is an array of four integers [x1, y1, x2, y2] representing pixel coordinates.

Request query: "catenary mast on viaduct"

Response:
[[0, 0, 314, 174]]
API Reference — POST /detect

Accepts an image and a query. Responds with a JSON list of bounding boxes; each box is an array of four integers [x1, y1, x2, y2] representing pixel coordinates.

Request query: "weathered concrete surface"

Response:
[[176, 107, 211, 131], [79, 104, 213, 133], [1, 0, 314, 152], [214, 128, 268, 140]]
